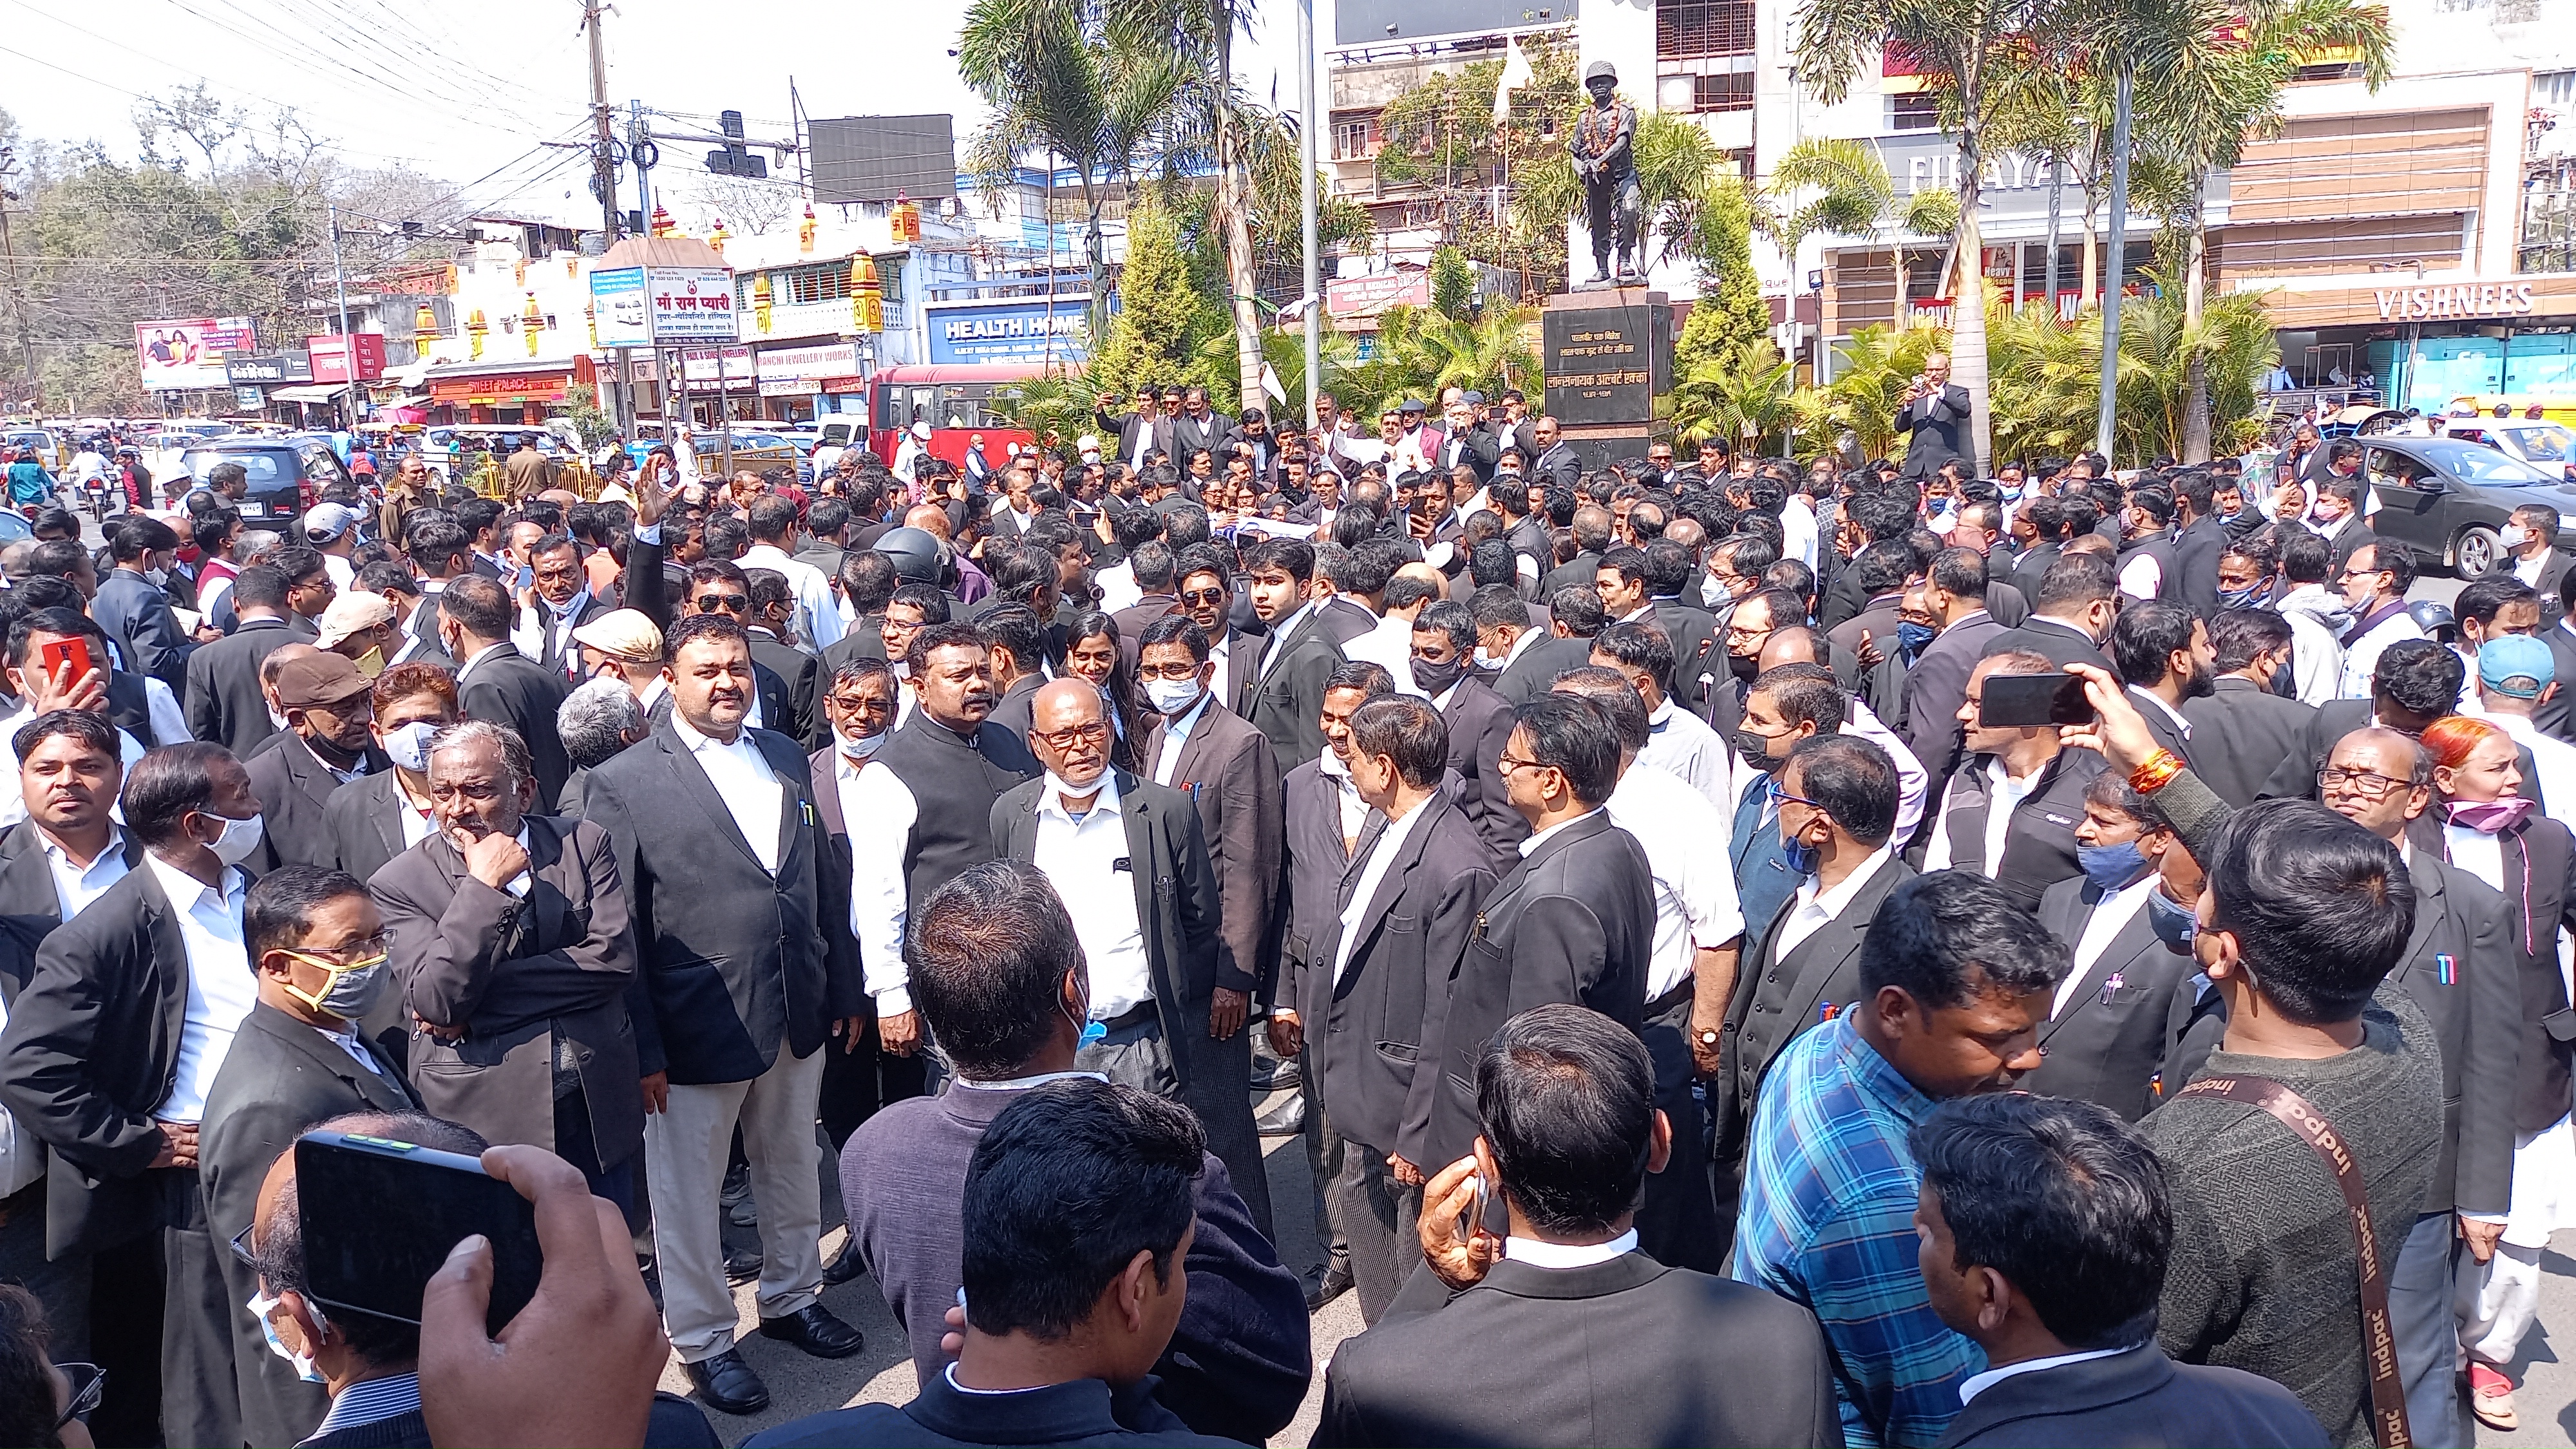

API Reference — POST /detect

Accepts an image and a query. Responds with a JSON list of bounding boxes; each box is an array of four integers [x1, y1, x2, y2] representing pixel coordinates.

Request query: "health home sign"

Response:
[[925, 299, 1089, 366]]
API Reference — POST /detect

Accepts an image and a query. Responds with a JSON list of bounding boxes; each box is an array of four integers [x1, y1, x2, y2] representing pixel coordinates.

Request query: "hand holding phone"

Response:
[[1417, 1155, 1502, 1291], [1978, 672, 2096, 728]]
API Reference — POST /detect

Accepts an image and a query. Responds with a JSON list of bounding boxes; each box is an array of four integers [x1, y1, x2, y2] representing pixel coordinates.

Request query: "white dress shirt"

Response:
[[670, 712, 784, 875], [2063, 873, 2160, 1017], [1958, 1347, 2131, 1405], [1636, 698, 1732, 811], [2341, 609, 2427, 700], [2443, 822, 2507, 895], [1030, 776, 1154, 1019], [1922, 755, 2038, 875], [146, 853, 254, 1124], [1316, 748, 1370, 844], [1504, 1228, 1638, 1269], [739, 543, 847, 649], [1773, 844, 1895, 962], [1605, 765, 1747, 1001], [1341, 612, 1421, 696], [41, 826, 130, 922], [141, 677, 188, 749], [1258, 603, 1315, 679], [843, 759, 920, 1015], [1153, 692, 1215, 787], [1094, 560, 1142, 614], [1208, 630, 1236, 712], [1331, 793, 1432, 985]]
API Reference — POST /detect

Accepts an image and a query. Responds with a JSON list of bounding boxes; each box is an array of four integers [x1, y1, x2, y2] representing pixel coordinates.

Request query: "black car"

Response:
[[179, 438, 351, 526], [2358, 435, 2576, 580]]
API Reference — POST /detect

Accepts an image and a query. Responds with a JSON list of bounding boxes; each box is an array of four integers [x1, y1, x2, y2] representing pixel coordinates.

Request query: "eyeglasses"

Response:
[[1766, 778, 1826, 811], [2318, 764, 2412, 800], [694, 593, 750, 613], [1032, 721, 1111, 750], [1495, 753, 1549, 775], [290, 934, 391, 962], [229, 1221, 259, 1269], [1178, 587, 1227, 605], [55, 1361, 103, 1430]]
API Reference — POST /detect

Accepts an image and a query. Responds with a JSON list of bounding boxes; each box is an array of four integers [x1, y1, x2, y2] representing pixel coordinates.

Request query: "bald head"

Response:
[[1758, 626, 1823, 671], [904, 504, 953, 541]]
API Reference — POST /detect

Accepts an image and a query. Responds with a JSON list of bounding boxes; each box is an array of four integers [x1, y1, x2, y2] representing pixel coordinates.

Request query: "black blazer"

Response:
[[1896, 384, 1975, 478], [985, 672, 1045, 750], [2025, 874, 2199, 1121], [371, 815, 643, 1172], [1234, 607, 1345, 775], [1303, 794, 1496, 1161], [1278, 759, 1383, 1007], [1900, 614, 2009, 791], [2486, 817, 2576, 1130], [2172, 515, 2228, 613], [243, 733, 393, 875], [1718, 855, 1916, 1155], [1935, 1343, 2327, 1448], [1136, 704, 1281, 998], [1420, 811, 1656, 1170], [1978, 615, 2111, 676], [0, 861, 241, 1255], [1493, 634, 1591, 705], [2389, 851, 2521, 1216], [580, 723, 858, 1085], [1439, 677, 1527, 869], [456, 645, 573, 813], [201, 999, 417, 1449], [323, 772, 418, 887], [2181, 677, 2318, 808], [747, 630, 820, 744], [2005, 540, 2061, 605], [0, 820, 144, 990], [990, 771, 1225, 1074], [1918, 749, 2099, 913], [181, 614, 299, 756], [1314, 1253, 1842, 1448]]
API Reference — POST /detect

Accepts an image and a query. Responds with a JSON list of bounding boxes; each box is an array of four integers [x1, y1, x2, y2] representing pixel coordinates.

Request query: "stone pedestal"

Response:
[[1542, 289, 1669, 469]]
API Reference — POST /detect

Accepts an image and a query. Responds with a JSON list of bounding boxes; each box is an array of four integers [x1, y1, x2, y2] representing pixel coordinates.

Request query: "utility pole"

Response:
[[1298, 0, 1320, 430], [0, 146, 32, 414], [585, 0, 632, 439], [2094, 62, 2134, 461], [327, 200, 356, 429]]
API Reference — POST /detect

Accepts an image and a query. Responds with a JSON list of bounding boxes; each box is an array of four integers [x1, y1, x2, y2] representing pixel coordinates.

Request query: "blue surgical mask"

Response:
[[2145, 887, 2197, 950], [2001, 483, 2025, 502], [2077, 840, 2149, 893], [1779, 829, 1819, 876], [2215, 585, 2264, 611], [1895, 620, 1938, 658]]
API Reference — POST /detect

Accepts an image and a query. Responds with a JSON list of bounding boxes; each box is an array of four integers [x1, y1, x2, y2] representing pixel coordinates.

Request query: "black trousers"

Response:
[[158, 1168, 239, 1449], [1636, 995, 1730, 1274], [818, 1018, 927, 1151], [0, 1179, 86, 1359], [1329, 1128, 1421, 1326]]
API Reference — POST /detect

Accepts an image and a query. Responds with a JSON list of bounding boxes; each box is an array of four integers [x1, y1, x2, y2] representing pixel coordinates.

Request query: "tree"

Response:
[[1668, 341, 1794, 452], [1089, 199, 1213, 391], [1671, 173, 1770, 381], [1378, 32, 1584, 292], [1766, 137, 1960, 326], [956, 0, 1202, 337]]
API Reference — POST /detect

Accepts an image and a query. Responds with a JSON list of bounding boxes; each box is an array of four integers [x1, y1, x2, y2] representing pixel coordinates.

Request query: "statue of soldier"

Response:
[[1570, 61, 1642, 285]]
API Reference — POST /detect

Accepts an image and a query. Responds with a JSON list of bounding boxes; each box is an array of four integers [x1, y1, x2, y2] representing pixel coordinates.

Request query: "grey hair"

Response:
[[555, 676, 645, 771], [427, 718, 535, 791]]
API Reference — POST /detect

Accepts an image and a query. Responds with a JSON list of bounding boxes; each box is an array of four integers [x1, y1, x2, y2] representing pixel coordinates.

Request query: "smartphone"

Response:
[[294, 1130, 542, 1335], [1454, 1171, 1489, 1244], [1979, 672, 2095, 728], [37, 637, 93, 683]]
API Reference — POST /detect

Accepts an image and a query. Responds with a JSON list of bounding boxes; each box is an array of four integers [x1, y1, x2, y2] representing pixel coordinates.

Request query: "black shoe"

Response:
[[822, 1238, 867, 1287], [724, 1245, 763, 1284], [1249, 1056, 1302, 1092], [759, 1302, 866, 1359], [639, 1259, 663, 1312], [1305, 1265, 1354, 1312], [1255, 1094, 1305, 1136], [683, 1350, 771, 1416]]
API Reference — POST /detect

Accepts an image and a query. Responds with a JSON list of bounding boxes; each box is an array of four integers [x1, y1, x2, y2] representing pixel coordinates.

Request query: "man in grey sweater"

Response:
[[2062, 666, 2444, 1448]]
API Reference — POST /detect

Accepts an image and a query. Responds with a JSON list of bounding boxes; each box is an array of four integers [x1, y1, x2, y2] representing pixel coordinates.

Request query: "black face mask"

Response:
[[1732, 727, 1783, 773], [1410, 654, 1469, 697], [1727, 649, 1761, 684], [2269, 657, 2297, 698]]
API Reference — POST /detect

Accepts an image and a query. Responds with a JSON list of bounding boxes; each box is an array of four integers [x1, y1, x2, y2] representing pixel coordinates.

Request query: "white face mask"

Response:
[[204, 811, 265, 866], [381, 720, 439, 773], [2501, 524, 2531, 549], [835, 723, 887, 759], [1144, 677, 1203, 715], [249, 1289, 327, 1383]]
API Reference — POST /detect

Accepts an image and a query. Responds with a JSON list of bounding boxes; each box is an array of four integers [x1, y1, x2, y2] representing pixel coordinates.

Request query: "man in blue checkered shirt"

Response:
[[1731, 870, 2067, 1446]]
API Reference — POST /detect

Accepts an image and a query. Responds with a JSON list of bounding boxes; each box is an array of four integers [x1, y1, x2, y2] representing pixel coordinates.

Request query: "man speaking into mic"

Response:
[[1895, 352, 1974, 481]]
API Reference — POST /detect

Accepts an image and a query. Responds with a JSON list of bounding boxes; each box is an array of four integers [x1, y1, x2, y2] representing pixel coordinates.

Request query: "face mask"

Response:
[[2447, 797, 2537, 834], [2001, 483, 2025, 502], [1726, 649, 1761, 685], [381, 720, 439, 773], [282, 949, 390, 1021], [2269, 658, 2297, 698], [2145, 887, 2197, 951], [2500, 525, 2531, 550], [1779, 825, 1820, 876], [835, 724, 887, 760], [1700, 574, 1728, 609], [1732, 728, 1782, 772], [1895, 620, 1938, 658], [1473, 645, 1501, 667], [1410, 655, 1468, 697], [1144, 677, 1204, 715], [204, 811, 265, 866], [2215, 585, 2264, 611], [352, 646, 386, 679], [2076, 840, 2150, 893], [249, 1289, 328, 1384], [144, 567, 169, 589]]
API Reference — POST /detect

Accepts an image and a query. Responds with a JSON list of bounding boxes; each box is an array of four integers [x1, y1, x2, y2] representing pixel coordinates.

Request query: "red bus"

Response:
[[853, 363, 1046, 471]]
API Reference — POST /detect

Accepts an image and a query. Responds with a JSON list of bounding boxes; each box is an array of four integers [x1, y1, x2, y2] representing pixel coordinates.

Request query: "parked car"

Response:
[[2437, 417, 2576, 483], [2359, 435, 2576, 579], [178, 437, 351, 524]]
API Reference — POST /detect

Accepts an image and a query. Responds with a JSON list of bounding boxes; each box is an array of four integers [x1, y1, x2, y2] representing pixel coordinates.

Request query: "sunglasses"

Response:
[[695, 593, 751, 612], [1179, 587, 1227, 605], [55, 1361, 102, 1430]]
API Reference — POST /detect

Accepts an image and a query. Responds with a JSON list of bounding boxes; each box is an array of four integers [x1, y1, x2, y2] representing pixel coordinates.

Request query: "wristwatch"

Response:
[[1697, 1027, 1721, 1048]]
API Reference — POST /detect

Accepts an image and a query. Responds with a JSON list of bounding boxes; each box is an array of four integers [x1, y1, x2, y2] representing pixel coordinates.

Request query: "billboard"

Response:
[[1334, 0, 1575, 46], [590, 267, 650, 346], [306, 333, 387, 384], [137, 317, 256, 389], [924, 298, 1090, 366], [809, 115, 958, 204], [589, 265, 738, 343]]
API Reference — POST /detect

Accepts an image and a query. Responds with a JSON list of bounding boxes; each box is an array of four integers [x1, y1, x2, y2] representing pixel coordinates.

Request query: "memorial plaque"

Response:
[[1543, 290, 1669, 427]]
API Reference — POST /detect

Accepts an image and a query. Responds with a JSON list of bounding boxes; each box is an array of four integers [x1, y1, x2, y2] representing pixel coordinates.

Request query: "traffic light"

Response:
[[705, 111, 768, 180]]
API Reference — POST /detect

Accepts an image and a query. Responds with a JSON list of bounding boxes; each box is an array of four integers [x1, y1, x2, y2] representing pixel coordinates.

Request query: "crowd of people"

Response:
[[0, 371, 2550, 1449]]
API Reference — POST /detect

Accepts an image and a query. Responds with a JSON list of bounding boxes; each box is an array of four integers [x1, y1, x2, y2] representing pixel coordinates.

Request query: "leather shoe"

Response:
[[1249, 1055, 1301, 1092], [1304, 1265, 1353, 1312], [723, 1245, 763, 1284], [822, 1238, 867, 1287], [683, 1350, 770, 1416], [759, 1302, 866, 1359], [1255, 1094, 1305, 1136]]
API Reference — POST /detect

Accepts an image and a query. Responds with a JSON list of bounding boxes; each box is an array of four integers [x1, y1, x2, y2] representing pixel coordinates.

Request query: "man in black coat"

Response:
[[1979, 551, 2117, 676], [323, 668, 459, 887], [370, 721, 642, 1203], [2181, 609, 2316, 808], [509, 532, 616, 680], [1418, 695, 1655, 1171], [183, 562, 302, 755], [0, 743, 269, 1449], [1894, 352, 1974, 479], [1916, 652, 2101, 913], [2169, 475, 2228, 614], [2022, 793, 2201, 1122], [1278, 696, 1496, 1322], [991, 681, 1270, 1236], [243, 652, 392, 874], [1899, 548, 2009, 795], [1314, 1005, 1842, 1449], [1412, 601, 1526, 866], [202, 866, 420, 1449], [743, 569, 821, 743], [1235, 538, 1347, 774], [439, 574, 572, 812], [578, 615, 869, 1416], [1916, 1094, 2328, 1449], [90, 515, 196, 692]]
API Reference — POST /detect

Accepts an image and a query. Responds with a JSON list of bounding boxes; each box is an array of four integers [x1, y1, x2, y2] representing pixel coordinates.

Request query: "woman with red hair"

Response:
[[2424, 713, 2576, 1430]]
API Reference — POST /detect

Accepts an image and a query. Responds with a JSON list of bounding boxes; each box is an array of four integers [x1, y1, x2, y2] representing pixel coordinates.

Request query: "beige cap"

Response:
[[313, 590, 396, 649], [570, 608, 663, 663]]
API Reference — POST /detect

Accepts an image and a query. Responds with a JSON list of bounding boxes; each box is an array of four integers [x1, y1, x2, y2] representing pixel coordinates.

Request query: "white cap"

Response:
[[1077, 434, 1101, 453], [909, 419, 931, 440]]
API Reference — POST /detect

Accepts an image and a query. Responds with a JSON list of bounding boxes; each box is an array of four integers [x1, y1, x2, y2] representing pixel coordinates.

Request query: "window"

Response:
[[1658, 0, 1755, 59], [1332, 117, 1379, 160], [1693, 73, 1755, 113], [783, 265, 851, 307], [1892, 91, 1939, 131]]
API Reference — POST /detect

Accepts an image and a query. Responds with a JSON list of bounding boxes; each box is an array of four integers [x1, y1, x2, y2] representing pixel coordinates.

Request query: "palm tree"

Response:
[[955, 0, 1200, 336], [1766, 138, 1962, 327], [1668, 341, 1795, 452], [1365, 299, 1543, 408]]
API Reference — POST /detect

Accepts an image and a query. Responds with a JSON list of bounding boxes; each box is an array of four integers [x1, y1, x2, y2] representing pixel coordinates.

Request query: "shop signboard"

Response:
[[138, 317, 257, 389], [591, 265, 739, 343], [754, 342, 861, 384], [590, 267, 651, 346], [223, 352, 314, 384], [924, 298, 1089, 365], [306, 333, 388, 383], [679, 345, 754, 384]]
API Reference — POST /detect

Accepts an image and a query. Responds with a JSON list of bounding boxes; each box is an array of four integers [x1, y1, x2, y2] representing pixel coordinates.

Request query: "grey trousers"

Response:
[[2389, 1209, 2467, 1449], [1300, 1069, 1350, 1275], [645, 1045, 827, 1361], [1331, 1132, 1421, 1325]]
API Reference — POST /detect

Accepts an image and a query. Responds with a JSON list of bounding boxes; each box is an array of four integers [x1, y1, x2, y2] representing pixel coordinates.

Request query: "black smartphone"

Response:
[[1979, 672, 2095, 728], [294, 1130, 542, 1335]]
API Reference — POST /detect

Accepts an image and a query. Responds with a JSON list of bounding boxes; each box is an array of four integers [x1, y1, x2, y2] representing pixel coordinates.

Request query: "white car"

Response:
[[2440, 417, 2576, 482]]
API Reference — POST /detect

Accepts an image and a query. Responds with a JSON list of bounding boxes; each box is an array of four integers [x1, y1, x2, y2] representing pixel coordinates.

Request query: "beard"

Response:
[[2181, 663, 2217, 701]]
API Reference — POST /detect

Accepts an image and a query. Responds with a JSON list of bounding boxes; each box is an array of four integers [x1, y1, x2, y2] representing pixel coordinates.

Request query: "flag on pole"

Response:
[[1261, 361, 1287, 404], [1493, 37, 1533, 126]]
